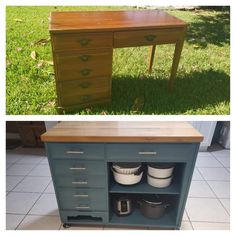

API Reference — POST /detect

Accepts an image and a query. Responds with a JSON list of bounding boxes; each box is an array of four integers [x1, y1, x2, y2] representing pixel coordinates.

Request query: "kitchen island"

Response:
[[41, 121, 203, 229]]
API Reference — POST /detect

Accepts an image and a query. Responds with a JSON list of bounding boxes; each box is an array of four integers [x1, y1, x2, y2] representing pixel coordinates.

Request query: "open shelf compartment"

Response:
[[109, 162, 185, 195], [109, 193, 179, 228]]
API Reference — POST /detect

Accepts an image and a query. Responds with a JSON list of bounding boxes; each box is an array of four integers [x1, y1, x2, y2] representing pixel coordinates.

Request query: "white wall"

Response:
[[189, 121, 217, 151]]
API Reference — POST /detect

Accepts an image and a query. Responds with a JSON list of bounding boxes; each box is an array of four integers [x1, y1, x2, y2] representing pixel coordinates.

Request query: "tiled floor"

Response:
[[6, 147, 230, 230]]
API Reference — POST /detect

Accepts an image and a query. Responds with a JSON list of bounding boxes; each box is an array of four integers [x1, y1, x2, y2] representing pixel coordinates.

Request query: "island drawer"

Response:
[[106, 143, 196, 162], [47, 143, 105, 160]]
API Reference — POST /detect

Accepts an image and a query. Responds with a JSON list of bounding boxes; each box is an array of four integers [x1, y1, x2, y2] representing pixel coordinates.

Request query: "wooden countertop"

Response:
[[49, 10, 187, 33], [41, 122, 203, 143]]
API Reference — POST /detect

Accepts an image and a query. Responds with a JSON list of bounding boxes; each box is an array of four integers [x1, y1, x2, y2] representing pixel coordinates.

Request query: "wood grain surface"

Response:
[[50, 10, 187, 32], [41, 122, 203, 143]]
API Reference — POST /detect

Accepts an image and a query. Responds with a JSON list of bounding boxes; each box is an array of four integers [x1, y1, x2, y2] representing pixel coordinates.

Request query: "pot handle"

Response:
[[134, 165, 144, 176]]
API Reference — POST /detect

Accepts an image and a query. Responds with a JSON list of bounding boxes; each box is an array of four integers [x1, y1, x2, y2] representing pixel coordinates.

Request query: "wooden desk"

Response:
[[50, 10, 187, 112], [41, 122, 203, 229]]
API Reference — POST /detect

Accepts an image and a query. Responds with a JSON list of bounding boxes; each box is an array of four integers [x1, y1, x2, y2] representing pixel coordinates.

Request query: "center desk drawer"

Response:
[[114, 28, 183, 48], [57, 188, 107, 211], [55, 175, 106, 188], [51, 160, 105, 176], [52, 32, 113, 51], [55, 49, 112, 82], [47, 143, 104, 160], [106, 143, 195, 162]]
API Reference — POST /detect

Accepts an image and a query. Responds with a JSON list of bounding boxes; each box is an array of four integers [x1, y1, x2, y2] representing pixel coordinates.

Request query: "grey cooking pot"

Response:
[[139, 195, 170, 219]]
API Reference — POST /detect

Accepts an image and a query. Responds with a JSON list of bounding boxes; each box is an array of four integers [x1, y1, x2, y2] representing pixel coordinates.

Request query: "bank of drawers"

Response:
[[48, 143, 107, 213], [51, 32, 113, 110]]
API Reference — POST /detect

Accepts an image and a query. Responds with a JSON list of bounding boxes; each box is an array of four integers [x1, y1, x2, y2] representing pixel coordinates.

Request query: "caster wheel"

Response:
[[63, 223, 71, 228]]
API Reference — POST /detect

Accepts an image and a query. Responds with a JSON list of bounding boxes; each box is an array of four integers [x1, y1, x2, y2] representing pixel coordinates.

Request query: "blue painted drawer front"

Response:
[[57, 188, 107, 211], [47, 142, 104, 160], [51, 160, 105, 176], [60, 210, 109, 224], [55, 174, 106, 188], [106, 143, 196, 162]]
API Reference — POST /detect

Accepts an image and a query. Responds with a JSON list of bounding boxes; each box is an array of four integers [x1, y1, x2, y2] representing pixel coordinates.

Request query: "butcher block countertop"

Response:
[[41, 122, 203, 143]]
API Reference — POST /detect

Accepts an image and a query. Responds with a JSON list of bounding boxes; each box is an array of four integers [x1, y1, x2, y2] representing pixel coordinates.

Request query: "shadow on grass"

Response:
[[186, 10, 230, 47], [80, 69, 229, 114]]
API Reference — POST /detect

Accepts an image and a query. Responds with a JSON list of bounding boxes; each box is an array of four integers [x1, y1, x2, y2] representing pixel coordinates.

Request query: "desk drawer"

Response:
[[58, 77, 110, 96], [106, 143, 195, 162], [57, 188, 107, 211], [52, 32, 113, 51], [52, 160, 105, 176], [47, 143, 104, 160], [114, 28, 183, 48], [55, 50, 112, 81], [59, 89, 110, 107], [55, 175, 106, 188]]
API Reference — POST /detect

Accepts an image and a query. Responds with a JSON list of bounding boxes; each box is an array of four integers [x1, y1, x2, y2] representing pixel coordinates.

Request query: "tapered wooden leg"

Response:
[[168, 38, 185, 91], [148, 45, 156, 73]]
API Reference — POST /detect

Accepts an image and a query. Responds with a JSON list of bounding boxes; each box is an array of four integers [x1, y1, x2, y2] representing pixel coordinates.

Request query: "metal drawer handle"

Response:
[[138, 151, 157, 155], [80, 55, 90, 61], [72, 181, 88, 185], [67, 151, 84, 154], [79, 81, 91, 89], [144, 34, 157, 42], [69, 167, 86, 170], [75, 205, 90, 209], [80, 95, 92, 102], [73, 194, 89, 198], [78, 38, 91, 46], [80, 69, 91, 76]]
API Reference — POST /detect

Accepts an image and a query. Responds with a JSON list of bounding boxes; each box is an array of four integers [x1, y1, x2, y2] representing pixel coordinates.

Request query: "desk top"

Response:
[[50, 10, 187, 33], [41, 121, 203, 143]]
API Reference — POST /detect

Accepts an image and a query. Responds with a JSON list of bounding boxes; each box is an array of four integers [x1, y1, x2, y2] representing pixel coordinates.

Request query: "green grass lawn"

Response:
[[6, 6, 230, 115]]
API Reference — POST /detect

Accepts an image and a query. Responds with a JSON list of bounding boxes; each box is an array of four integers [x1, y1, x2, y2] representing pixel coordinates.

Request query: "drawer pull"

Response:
[[138, 151, 157, 155], [69, 167, 86, 170], [79, 81, 91, 89], [80, 95, 92, 103], [144, 34, 157, 42], [73, 194, 89, 198], [66, 151, 84, 154], [72, 181, 88, 185], [75, 205, 90, 209], [80, 55, 90, 61], [80, 69, 91, 76], [78, 38, 91, 46]]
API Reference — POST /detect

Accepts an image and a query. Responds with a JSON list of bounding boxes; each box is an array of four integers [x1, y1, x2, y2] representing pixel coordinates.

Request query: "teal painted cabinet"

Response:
[[45, 141, 200, 229]]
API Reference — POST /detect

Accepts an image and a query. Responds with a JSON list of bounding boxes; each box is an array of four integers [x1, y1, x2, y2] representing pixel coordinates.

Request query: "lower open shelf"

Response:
[[109, 208, 177, 228]]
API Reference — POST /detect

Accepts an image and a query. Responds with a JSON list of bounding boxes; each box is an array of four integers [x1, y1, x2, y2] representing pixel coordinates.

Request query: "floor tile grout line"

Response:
[[14, 181, 59, 230], [195, 167, 230, 217], [184, 210, 194, 230], [7, 154, 52, 229]]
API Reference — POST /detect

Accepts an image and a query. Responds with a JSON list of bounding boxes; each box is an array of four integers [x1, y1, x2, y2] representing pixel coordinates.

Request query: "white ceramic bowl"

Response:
[[147, 174, 173, 188], [111, 167, 143, 185], [112, 163, 141, 174], [147, 164, 174, 178]]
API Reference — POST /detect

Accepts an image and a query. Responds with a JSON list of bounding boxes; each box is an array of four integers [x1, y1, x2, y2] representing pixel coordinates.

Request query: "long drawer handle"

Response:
[[73, 194, 89, 198], [80, 55, 90, 61], [80, 69, 91, 76], [79, 81, 91, 89], [75, 205, 90, 209], [69, 167, 86, 170], [144, 34, 157, 42], [67, 151, 84, 154], [72, 181, 88, 185], [138, 151, 157, 155], [78, 38, 91, 46]]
